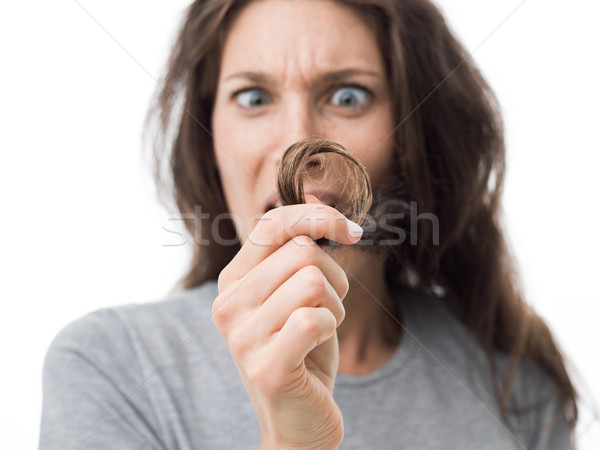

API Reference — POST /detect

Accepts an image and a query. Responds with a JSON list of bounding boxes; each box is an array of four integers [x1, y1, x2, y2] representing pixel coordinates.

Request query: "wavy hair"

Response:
[[146, 0, 578, 432]]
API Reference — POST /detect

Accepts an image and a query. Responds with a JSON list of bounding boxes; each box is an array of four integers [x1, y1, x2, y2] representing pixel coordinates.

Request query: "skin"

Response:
[[211, 0, 402, 447]]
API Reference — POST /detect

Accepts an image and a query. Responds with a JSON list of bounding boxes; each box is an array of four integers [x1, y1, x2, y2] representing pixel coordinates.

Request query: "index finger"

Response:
[[223, 202, 363, 284]]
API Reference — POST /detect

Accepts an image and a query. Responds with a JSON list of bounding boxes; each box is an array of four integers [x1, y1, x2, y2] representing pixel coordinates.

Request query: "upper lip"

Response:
[[263, 190, 339, 213]]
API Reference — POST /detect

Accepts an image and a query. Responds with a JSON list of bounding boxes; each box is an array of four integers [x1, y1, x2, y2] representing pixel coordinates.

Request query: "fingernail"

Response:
[[346, 219, 363, 238]]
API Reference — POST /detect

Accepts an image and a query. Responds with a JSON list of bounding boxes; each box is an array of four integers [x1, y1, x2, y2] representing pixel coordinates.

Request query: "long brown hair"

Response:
[[147, 0, 577, 432]]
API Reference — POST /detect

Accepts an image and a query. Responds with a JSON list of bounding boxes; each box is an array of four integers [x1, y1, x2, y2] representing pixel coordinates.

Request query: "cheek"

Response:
[[360, 149, 395, 192], [344, 110, 396, 184], [211, 106, 250, 222], [212, 104, 268, 172], [212, 107, 253, 184], [211, 105, 231, 173]]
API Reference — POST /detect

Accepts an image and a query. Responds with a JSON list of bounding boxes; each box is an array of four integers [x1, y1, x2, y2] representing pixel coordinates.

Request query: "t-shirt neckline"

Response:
[[334, 287, 420, 387]]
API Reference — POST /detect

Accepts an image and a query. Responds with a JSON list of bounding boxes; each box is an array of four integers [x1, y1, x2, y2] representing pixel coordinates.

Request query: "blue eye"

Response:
[[235, 88, 270, 108], [331, 86, 368, 108]]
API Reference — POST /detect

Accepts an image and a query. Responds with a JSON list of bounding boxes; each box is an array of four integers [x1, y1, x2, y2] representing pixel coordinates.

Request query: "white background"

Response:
[[1, 0, 598, 448]]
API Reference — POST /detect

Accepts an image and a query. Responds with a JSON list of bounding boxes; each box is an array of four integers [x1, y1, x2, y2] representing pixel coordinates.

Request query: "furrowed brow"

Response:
[[317, 69, 382, 84], [223, 69, 381, 84], [223, 71, 273, 83]]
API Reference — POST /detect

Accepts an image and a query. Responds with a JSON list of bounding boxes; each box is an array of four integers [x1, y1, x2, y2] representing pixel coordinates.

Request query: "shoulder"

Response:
[[398, 288, 572, 448], [43, 280, 221, 390], [40, 281, 224, 448], [46, 280, 219, 360]]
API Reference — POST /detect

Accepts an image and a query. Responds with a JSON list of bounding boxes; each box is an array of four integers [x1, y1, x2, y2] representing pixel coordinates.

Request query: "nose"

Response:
[[270, 97, 321, 167]]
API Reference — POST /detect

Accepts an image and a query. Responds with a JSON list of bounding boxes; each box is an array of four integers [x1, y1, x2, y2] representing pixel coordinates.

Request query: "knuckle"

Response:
[[291, 234, 316, 249], [339, 273, 350, 299], [256, 210, 281, 237], [211, 285, 239, 329], [286, 236, 319, 265], [261, 207, 277, 221], [217, 268, 232, 293], [336, 304, 346, 326], [291, 308, 321, 338], [211, 294, 228, 327], [295, 237, 320, 263], [246, 360, 277, 394], [299, 265, 327, 298], [228, 325, 249, 356]]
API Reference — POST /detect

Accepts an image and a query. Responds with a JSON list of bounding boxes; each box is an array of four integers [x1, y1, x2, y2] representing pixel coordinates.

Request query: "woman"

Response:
[[40, 0, 578, 448]]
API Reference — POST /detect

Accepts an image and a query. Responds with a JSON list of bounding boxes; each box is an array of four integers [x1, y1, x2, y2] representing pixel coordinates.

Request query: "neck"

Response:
[[332, 248, 402, 376]]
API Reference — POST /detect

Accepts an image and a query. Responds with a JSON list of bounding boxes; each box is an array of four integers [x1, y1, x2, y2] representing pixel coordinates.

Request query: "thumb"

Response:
[[304, 193, 323, 205]]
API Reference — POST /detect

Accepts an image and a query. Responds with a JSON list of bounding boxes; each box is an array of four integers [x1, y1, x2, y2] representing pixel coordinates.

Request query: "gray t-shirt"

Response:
[[39, 281, 571, 449]]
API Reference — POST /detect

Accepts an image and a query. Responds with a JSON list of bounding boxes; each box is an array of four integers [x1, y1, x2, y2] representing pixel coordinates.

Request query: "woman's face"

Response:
[[212, 0, 395, 242]]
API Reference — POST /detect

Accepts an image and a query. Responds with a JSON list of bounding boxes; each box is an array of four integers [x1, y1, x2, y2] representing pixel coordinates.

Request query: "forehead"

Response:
[[220, 0, 384, 78]]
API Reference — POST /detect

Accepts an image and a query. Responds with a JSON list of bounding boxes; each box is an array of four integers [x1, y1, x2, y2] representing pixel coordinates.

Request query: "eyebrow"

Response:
[[223, 68, 382, 84]]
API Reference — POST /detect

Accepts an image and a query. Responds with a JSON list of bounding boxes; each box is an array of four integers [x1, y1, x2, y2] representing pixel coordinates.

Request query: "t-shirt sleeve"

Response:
[[39, 309, 165, 450]]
